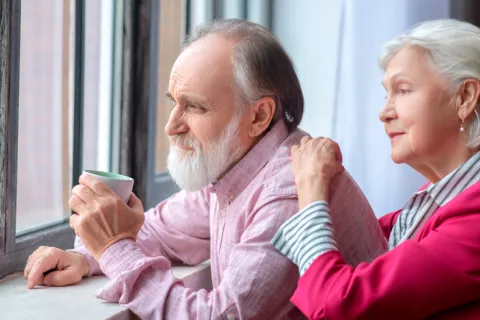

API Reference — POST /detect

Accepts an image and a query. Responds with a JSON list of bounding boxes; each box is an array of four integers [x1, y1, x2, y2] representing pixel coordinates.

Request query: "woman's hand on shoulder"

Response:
[[291, 136, 345, 209]]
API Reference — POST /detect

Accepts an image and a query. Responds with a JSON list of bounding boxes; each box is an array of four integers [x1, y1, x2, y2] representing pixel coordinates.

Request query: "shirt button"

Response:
[[229, 194, 234, 201], [227, 313, 235, 320], [221, 209, 226, 217]]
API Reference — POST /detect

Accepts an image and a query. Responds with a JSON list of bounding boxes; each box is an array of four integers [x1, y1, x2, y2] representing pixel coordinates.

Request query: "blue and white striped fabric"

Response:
[[389, 151, 480, 249], [272, 152, 480, 275], [271, 201, 337, 274]]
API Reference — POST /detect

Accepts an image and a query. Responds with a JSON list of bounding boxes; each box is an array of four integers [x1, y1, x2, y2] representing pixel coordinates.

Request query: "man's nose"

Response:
[[165, 106, 188, 136]]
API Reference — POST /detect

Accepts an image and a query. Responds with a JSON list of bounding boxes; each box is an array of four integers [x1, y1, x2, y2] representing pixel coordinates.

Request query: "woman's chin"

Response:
[[390, 151, 407, 164]]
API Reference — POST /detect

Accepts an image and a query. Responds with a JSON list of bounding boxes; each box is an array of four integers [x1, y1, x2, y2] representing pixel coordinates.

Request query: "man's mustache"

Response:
[[169, 134, 199, 149]]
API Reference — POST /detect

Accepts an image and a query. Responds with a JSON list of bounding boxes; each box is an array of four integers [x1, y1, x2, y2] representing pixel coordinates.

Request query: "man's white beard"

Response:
[[167, 116, 242, 192]]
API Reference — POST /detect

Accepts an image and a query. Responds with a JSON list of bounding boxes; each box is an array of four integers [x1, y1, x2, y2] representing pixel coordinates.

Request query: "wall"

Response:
[[272, 0, 342, 138], [272, 0, 450, 215]]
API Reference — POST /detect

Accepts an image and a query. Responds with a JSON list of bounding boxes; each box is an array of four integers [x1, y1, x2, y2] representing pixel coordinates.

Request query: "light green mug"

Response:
[[82, 170, 134, 203]]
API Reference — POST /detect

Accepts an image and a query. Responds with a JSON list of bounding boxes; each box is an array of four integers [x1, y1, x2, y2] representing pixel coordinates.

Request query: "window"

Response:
[[0, 0, 270, 279], [0, 0, 117, 279], [16, 0, 73, 234], [15, 0, 114, 236]]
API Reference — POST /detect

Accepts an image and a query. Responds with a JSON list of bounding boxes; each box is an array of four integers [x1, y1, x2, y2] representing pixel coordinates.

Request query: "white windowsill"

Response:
[[0, 260, 212, 320]]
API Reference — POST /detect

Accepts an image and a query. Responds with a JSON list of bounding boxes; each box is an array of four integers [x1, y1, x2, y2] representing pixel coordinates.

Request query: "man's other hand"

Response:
[[24, 246, 89, 289]]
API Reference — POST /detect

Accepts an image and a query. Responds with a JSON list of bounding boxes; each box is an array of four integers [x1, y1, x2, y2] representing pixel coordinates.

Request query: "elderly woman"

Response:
[[272, 18, 480, 319]]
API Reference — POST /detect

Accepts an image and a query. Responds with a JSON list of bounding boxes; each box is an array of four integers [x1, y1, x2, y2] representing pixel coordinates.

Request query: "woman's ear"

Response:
[[248, 96, 276, 137], [457, 78, 480, 121]]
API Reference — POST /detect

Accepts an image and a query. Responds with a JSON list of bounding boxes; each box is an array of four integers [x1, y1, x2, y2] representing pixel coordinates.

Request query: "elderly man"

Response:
[[24, 20, 386, 319]]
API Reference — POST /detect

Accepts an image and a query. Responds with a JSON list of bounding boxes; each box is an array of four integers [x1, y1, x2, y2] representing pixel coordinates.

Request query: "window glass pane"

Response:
[[82, 0, 107, 173], [16, 0, 112, 234], [16, 0, 74, 234], [155, 0, 186, 173]]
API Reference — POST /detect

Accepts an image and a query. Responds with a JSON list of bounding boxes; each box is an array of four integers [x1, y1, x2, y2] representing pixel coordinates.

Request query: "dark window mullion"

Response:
[[185, 0, 192, 35], [2, 0, 21, 254], [146, 0, 160, 209], [71, 0, 86, 194]]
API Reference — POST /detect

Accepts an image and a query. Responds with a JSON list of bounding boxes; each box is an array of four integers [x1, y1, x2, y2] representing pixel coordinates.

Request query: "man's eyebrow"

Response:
[[166, 92, 209, 107]]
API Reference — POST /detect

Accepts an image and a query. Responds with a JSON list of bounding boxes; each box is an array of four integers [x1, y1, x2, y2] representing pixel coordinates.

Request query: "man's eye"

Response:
[[186, 104, 205, 112]]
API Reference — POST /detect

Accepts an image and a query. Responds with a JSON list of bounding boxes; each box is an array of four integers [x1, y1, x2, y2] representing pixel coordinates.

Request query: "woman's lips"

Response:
[[388, 132, 405, 140]]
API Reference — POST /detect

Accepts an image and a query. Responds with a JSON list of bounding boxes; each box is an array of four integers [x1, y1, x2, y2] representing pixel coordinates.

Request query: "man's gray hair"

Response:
[[184, 19, 304, 133], [379, 19, 480, 148]]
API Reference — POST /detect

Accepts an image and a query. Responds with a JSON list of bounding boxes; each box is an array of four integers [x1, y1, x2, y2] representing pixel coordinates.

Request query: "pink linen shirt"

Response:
[[72, 121, 385, 319]]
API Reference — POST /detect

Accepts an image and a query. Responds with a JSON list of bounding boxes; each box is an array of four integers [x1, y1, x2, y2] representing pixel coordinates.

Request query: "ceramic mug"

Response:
[[82, 170, 134, 203]]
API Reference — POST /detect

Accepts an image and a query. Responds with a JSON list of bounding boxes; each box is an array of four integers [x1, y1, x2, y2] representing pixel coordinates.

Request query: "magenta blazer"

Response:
[[290, 181, 480, 319]]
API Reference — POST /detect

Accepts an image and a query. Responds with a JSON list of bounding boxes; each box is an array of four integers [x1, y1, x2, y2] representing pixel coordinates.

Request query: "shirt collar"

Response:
[[209, 121, 289, 199], [427, 151, 480, 206]]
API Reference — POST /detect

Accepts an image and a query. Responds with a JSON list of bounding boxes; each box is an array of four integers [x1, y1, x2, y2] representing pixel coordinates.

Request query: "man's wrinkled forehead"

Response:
[[168, 36, 236, 99]]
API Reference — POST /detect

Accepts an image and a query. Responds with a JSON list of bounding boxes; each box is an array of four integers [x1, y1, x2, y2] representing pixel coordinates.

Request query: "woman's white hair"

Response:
[[379, 19, 480, 148]]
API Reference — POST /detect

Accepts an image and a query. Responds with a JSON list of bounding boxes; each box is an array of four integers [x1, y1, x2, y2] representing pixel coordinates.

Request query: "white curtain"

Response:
[[189, 0, 270, 33], [332, 0, 450, 216], [190, 0, 452, 217]]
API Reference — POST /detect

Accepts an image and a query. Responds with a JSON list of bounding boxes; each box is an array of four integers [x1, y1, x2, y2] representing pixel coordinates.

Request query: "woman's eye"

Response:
[[398, 88, 411, 95]]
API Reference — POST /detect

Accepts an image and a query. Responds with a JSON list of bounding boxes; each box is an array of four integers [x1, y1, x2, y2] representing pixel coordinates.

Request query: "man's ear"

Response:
[[457, 78, 480, 122], [248, 96, 276, 138]]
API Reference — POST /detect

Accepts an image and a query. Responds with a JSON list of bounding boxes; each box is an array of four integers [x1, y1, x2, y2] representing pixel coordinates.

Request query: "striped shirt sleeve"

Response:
[[271, 200, 338, 275]]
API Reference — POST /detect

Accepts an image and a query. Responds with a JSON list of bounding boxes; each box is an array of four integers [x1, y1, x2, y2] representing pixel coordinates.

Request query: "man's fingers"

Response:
[[79, 174, 112, 197], [27, 257, 57, 289], [24, 253, 35, 279], [69, 195, 88, 215], [43, 268, 81, 287], [69, 214, 80, 230], [71, 184, 98, 204], [127, 193, 143, 211]]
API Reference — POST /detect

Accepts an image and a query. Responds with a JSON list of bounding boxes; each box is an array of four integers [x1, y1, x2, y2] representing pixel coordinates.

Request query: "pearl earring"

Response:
[[460, 118, 466, 132]]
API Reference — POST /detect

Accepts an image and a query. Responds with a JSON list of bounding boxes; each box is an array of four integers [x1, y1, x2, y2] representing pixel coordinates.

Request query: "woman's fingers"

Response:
[[323, 138, 343, 163], [299, 135, 312, 146], [293, 136, 344, 179], [336, 162, 345, 174], [309, 137, 343, 163]]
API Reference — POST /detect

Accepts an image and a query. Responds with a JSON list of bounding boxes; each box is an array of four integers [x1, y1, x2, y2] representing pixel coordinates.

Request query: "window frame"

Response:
[[0, 0, 273, 279], [0, 0, 175, 279], [145, 0, 183, 209], [0, 0, 86, 279]]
